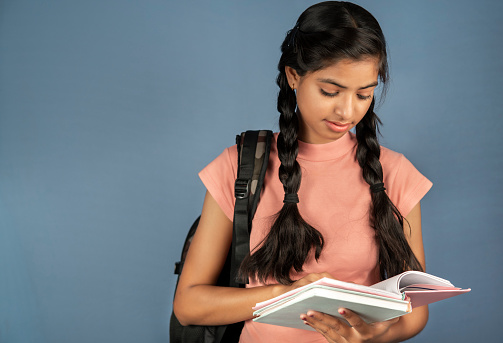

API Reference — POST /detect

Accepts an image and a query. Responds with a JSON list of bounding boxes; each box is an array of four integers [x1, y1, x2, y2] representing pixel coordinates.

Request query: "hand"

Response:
[[300, 308, 399, 343], [273, 272, 335, 298]]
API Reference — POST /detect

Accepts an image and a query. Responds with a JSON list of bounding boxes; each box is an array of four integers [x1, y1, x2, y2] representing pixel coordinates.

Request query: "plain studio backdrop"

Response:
[[0, 0, 502, 342]]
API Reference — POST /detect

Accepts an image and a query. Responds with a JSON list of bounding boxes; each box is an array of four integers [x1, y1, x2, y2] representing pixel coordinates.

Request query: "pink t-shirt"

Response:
[[199, 132, 432, 343]]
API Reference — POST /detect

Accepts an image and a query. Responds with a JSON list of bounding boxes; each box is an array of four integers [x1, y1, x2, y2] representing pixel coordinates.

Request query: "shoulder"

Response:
[[203, 144, 238, 175], [379, 145, 432, 216], [198, 144, 239, 221], [379, 145, 425, 181], [379, 145, 418, 186], [380, 145, 405, 167]]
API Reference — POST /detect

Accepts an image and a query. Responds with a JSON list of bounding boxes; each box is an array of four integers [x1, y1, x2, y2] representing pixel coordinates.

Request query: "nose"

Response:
[[334, 94, 353, 120]]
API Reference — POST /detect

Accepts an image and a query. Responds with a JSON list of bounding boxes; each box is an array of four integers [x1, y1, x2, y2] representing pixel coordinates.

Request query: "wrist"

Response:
[[271, 283, 288, 298]]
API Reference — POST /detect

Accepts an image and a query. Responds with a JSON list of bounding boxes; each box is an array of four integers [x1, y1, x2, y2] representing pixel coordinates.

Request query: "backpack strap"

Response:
[[230, 130, 273, 287]]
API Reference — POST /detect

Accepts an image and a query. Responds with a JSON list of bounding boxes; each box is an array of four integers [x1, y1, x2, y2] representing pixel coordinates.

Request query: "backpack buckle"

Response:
[[234, 178, 250, 199]]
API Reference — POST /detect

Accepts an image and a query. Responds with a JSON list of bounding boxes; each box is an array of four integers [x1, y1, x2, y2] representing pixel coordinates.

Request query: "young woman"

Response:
[[174, 2, 432, 342]]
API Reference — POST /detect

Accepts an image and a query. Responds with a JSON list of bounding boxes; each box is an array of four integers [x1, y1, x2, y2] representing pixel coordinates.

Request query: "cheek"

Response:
[[297, 93, 317, 117], [298, 91, 330, 115], [356, 102, 371, 119]]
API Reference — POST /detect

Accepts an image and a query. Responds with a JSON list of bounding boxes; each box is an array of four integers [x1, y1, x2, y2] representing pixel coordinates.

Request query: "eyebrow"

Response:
[[317, 78, 378, 90]]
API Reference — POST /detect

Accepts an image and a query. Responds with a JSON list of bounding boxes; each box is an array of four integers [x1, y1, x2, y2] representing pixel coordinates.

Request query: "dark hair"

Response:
[[240, 1, 423, 285]]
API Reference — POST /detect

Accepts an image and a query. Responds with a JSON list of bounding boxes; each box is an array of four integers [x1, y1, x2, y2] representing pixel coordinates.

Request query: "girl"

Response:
[[174, 1, 432, 342]]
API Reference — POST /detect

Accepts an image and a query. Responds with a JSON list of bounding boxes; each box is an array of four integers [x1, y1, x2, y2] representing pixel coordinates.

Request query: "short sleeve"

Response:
[[198, 145, 238, 221], [382, 150, 433, 217]]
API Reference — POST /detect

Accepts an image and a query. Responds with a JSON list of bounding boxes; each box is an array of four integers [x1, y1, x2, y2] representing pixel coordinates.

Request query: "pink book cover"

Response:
[[401, 284, 471, 308]]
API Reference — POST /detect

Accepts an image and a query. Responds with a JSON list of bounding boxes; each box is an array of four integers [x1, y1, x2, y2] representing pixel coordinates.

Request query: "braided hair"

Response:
[[240, 1, 422, 285]]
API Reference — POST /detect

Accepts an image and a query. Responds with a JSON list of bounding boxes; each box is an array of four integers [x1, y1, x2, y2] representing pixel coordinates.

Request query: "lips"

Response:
[[324, 120, 351, 133]]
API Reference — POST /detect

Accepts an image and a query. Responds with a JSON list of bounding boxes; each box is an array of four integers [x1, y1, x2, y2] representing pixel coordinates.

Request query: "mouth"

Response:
[[324, 120, 351, 133]]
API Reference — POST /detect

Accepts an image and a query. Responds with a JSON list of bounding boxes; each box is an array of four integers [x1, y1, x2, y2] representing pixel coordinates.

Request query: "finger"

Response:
[[384, 316, 400, 326], [302, 272, 335, 283], [301, 317, 340, 343], [303, 319, 340, 343], [301, 311, 350, 342], [337, 308, 370, 335], [291, 272, 335, 289]]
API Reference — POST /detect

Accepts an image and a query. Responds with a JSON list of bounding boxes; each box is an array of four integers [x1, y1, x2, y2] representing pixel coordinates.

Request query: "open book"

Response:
[[252, 271, 470, 330]]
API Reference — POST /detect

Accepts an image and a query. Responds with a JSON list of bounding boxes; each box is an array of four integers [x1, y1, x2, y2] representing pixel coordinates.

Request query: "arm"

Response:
[[301, 201, 428, 342], [173, 191, 274, 325], [173, 191, 328, 326], [371, 201, 428, 342]]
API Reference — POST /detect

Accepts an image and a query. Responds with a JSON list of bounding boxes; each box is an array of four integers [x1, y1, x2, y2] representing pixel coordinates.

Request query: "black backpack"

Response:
[[170, 130, 273, 343]]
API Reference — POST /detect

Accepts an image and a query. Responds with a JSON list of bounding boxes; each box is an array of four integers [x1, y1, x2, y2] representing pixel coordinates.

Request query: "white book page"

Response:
[[371, 271, 454, 294]]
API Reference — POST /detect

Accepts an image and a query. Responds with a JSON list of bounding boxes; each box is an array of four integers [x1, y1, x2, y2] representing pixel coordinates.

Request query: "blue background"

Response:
[[1, 0, 502, 342]]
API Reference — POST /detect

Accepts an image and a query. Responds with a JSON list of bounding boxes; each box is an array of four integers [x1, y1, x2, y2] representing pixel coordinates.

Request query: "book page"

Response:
[[370, 271, 454, 294], [253, 277, 401, 311]]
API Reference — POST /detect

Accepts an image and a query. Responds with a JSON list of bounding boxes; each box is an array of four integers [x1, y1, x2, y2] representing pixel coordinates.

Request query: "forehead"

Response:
[[308, 58, 379, 87]]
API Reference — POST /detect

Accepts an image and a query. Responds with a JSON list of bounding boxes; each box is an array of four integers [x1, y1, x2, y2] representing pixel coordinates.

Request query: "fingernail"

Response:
[[338, 308, 346, 315], [300, 314, 306, 320], [303, 320, 309, 325]]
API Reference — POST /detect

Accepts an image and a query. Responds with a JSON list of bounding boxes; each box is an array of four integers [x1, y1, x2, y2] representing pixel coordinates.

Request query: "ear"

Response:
[[285, 66, 300, 89]]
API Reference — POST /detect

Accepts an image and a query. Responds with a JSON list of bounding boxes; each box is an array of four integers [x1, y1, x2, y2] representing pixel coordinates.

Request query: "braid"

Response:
[[276, 71, 301, 193], [356, 100, 423, 279], [239, 71, 324, 285]]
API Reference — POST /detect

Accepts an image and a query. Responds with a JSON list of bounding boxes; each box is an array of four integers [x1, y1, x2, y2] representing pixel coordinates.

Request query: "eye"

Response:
[[357, 94, 372, 100], [320, 89, 338, 97]]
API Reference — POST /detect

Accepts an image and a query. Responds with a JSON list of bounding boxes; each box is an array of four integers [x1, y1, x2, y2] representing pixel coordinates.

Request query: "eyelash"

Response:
[[320, 89, 372, 100]]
